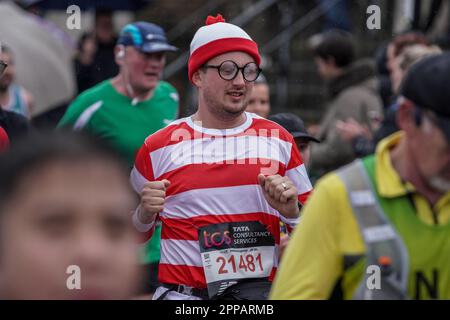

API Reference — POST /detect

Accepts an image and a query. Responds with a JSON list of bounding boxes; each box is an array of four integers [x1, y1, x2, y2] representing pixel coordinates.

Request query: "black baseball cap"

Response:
[[400, 53, 450, 142], [117, 22, 177, 53], [269, 113, 320, 143]]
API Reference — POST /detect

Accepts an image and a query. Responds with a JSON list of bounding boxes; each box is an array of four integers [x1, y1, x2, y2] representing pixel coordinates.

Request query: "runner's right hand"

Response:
[[139, 179, 170, 224]]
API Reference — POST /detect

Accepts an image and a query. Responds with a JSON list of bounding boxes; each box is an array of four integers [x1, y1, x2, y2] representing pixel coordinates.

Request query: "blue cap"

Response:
[[117, 21, 177, 53]]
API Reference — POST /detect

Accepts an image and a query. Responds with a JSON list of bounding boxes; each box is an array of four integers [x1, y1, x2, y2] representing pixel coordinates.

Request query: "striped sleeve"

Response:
[[130, 140, 157, 242]]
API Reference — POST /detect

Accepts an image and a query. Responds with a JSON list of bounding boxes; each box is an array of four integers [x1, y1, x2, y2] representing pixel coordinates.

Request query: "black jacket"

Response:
[[0, 108, 30, 143]]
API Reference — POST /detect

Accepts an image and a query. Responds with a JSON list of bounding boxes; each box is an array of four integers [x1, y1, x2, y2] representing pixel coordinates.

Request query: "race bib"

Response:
[[198, 221, 275, 298]]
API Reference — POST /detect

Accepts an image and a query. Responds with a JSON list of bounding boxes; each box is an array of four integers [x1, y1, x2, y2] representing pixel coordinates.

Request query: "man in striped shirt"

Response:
[[130, 14, 313, 300]]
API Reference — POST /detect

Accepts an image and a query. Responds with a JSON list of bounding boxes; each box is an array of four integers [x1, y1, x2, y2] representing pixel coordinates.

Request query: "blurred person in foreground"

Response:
[[246, 73, 271, 118], [0, 131, 140, 299], [58, 21, 179, 297], [271, 53, 450, 300], [307, 29, 383, 176]]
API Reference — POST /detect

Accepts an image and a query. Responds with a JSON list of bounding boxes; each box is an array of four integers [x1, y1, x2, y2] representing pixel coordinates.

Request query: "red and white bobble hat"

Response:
[[188, 14, 261, 82]]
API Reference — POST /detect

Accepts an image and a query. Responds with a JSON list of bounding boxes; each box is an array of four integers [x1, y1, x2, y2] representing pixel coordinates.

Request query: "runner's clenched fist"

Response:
[[138, 179, 170, 224], [257, 174, 299, 219]]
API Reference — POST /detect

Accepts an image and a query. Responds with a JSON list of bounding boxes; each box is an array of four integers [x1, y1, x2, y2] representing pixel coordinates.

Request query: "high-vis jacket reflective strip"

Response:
[[337, 159, 409, 300]]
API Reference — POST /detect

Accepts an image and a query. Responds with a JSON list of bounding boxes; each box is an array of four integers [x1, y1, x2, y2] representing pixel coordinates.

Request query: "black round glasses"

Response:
[[203, 60, 261, 82], [0, 61, 7, 76]]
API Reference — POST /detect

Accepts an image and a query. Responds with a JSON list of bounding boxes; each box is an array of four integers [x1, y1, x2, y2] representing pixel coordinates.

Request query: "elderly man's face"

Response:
[[116, 46, 166, 96], [403, 106, 450, 192]]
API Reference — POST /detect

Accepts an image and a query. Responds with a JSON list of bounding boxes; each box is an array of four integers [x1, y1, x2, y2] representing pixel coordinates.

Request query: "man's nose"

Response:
[[147, 59, 164, 71], [231, 70, 246, 86], [74, 227, 111, 271]]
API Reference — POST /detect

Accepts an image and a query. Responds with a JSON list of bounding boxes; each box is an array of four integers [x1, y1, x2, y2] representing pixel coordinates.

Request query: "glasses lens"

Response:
[[219, 61, 238, 80], [243, 63, 259, 81], [0, 61, 6, 75]]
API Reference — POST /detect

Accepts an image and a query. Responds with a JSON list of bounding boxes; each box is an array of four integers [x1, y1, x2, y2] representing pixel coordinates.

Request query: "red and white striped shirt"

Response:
[[130, 112, 312, 288]]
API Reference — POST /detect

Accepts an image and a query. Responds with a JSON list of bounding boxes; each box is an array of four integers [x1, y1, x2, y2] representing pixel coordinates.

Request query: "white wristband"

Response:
[[132, 205, 155, 232], [280, 214, 300, 227]]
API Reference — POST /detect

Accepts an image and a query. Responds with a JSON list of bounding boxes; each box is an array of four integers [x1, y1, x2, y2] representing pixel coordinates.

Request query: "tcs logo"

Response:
[[203, 230, 232, 248]]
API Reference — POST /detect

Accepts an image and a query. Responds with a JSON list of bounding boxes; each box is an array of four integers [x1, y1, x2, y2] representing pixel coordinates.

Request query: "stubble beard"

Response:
[[0, 81, 9, 92], [428, 176, 450, 193], [203, 88, 248, 122]]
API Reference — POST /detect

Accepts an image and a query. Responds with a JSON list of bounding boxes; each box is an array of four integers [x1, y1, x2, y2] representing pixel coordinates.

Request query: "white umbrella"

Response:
[[0, 1, 76, 117]]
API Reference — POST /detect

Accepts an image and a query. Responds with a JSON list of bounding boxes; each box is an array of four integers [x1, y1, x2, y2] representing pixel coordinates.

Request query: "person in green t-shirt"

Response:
[[58, 21, 180, 296]]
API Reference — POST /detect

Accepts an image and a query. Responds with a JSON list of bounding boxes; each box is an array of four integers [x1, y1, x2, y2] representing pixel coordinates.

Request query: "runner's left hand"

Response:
[[257, 174, 299, 219]]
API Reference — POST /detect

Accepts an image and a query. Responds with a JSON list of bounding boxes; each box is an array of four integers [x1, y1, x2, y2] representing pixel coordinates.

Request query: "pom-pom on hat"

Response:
[[188, 14, 261, 82]]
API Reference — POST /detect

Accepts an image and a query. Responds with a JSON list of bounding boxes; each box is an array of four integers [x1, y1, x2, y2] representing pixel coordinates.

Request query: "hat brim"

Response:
[[291, 132, 321, 143], [141, 42, 178, 53]]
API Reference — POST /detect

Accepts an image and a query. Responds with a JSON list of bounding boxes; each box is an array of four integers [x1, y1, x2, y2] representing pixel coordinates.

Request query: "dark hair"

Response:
[[374, 42, 389, 75], [390, 32, 429, 58], [0, 130, 129, 209], [0, 43, 12, 55], [308, 29, 355, 67], [95, 7, 113, 22]]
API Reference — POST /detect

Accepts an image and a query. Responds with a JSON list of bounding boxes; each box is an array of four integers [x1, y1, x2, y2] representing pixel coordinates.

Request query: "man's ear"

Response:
[[192, 69, 203, 88], [114, 45, 124, 66], [325, 55, 337, 68], [396, 100, 416, 133]]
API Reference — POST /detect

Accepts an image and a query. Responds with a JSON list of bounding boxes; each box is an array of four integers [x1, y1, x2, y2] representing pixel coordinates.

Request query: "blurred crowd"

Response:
[[0, 0, 449, 300]]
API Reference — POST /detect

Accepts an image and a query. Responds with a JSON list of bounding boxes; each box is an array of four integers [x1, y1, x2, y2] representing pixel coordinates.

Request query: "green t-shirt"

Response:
[[58, 79, 179, 167], [58, 80, 179, 264]]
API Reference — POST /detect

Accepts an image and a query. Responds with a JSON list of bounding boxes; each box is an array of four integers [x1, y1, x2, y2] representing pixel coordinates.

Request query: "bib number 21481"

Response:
[[198, 221, 275, 298]]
